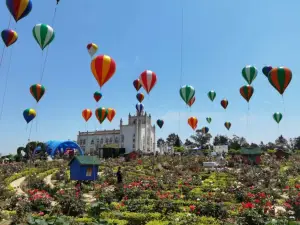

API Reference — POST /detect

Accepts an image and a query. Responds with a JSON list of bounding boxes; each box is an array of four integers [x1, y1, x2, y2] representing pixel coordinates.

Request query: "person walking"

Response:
[[116, 167, 123, 184]]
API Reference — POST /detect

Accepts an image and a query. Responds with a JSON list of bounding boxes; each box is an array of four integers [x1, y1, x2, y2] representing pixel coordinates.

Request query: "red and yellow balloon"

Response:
[[91, 55, 116, 88], [188, 117, 198, 130]]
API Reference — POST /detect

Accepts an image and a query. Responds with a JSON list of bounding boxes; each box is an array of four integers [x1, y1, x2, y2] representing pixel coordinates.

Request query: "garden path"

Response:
[[10, 177, 26, 195]]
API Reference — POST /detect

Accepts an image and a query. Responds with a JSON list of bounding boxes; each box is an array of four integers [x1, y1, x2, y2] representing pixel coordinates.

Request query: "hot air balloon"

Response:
[[224, 122, 231, 130], [87, 43, 98, 57], [268, 67, 292, 95], [221, 99, 228, 109], [262, 66, 272, 77], [157, 119, 164, 128], [242, 65, 258, 85], [136, 103, 144, 113], [23, 108, 36, 123], [139, 70, 157, 94], [32, 24, 55, 50], [1, 29, 18, 47], [30, 84, 45, 102], [273, 112, 282, 124], [94, 91, 102, 102], [95, 107, 108, 124], [208, 90, 216, 102], [6, 0, 32, 23], [180, 85, 195, 105], [188, 96, 195, 107], [107, 108, 116, 122], [82, 109, 92, 122], [136, 93, 144, 103], [240, 85, 254, 102], [133, 79, 142, 91], [206, 117, 212, 124], [201, 127, 209, 134], [91, 55, 116, 88], [188, 117, 198, 130]]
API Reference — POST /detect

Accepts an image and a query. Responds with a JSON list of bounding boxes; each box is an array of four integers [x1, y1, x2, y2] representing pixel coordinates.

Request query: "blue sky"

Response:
[[0, 0, 300, 155]]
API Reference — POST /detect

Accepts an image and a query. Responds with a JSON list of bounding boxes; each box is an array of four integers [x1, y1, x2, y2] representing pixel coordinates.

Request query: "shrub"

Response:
[[146, 220, 169, 225]]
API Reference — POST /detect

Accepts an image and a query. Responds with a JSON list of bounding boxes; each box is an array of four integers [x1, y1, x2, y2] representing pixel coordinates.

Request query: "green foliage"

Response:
[[174, 146, 184, 153], [267, 149, 276, 154], [146, 221, 169, 225]]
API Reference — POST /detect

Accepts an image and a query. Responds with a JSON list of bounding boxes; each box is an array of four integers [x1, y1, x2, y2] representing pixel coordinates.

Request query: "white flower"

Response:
[[197, 198, 200, 201]]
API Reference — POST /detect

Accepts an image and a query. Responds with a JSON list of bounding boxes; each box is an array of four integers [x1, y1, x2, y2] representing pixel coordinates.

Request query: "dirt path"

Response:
[[10, 177, 26, 195]]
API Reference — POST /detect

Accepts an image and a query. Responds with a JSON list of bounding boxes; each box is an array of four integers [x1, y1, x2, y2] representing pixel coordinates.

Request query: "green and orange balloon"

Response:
[[95, 107, 108, 124], [268, 67, 292, 95], [30, 84, 45, 102], [240, 85, 254, 102]]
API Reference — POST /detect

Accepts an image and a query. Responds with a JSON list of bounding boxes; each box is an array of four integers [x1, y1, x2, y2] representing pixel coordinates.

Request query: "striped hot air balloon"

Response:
[[268, 67, 292, 95], [87, 43, 98, 57], [6, 0, 32, 22], [242, 65, 258, 85], [273, 112, 282, 124], [221, 99, 228, 109], [201, 127, 209, 134], [82, 109, 92, 122], [188, 117, 198, 130], [136, 103, 144, 113], [133, 79, 142, 91], [224, 122, 231, 130], [239, 85, 254, 102], [23, 108, 36, 123], [93, 91, 102, 102], [91, 55, 116, 88], [206, 117, 212, 124], [136, 93, 144, 103], [32, 24, 55, 50], [139, 70, 157, 94], [95, 107, 108, 124], [1, 29, 18, 47], [180, 85, 195, 105], [187, 96, 195, 107], [208, 90, 216, 102], [30, 84, 45, 102], [107, 108, 116, 122], [262, 65, 272, 77]]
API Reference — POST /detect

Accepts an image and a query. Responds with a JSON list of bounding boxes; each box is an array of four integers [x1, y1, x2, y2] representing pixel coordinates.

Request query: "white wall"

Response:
[[213, 145, 228, 154], [121, 125, 135, 153], [77, 132, 121, 154]]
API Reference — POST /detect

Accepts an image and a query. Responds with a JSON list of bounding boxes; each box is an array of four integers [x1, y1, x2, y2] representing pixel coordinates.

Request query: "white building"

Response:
[[77, 111, 156, 154], [213, 145, 228, 154]]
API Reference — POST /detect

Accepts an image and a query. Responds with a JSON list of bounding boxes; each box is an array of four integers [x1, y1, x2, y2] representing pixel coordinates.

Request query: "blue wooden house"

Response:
[[68, 155, 101, 181]]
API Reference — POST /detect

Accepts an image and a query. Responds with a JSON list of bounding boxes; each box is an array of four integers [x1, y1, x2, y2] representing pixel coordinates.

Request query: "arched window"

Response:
[[109, 137, 113, 143], [121, 135, 124, 142], [100, 138, 103, 144], [91, 140, 94, 145], [115, 136, 118, 143], [105, 138, 109, 143]]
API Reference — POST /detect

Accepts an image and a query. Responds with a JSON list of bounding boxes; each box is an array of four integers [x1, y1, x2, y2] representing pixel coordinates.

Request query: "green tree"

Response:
[[190, 130, 212, 148], [275, 135, 288, 146], [228, 135, 248, 150], [157, 138, 165, 147], [293, 136, 300, 150], [213, 135, 229, 145], [184, 139, 194, 147], [166, 133, 181, 146]]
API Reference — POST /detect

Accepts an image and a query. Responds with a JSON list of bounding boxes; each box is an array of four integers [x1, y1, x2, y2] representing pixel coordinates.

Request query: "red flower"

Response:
[[242, 202, 254, 209], [190, 205, 196, 211]]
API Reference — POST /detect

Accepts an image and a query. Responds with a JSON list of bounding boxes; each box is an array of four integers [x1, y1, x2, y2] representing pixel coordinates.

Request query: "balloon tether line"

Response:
[[28, 121, 34, 142], [0, 16, 12, 76], [178, 2, 184, 135], [281, 95, 286, 113], [0, 45, 14, 120]]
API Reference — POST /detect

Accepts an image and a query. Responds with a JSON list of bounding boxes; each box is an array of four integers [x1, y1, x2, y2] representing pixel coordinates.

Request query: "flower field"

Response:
[[1, 154, 300, 224]]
